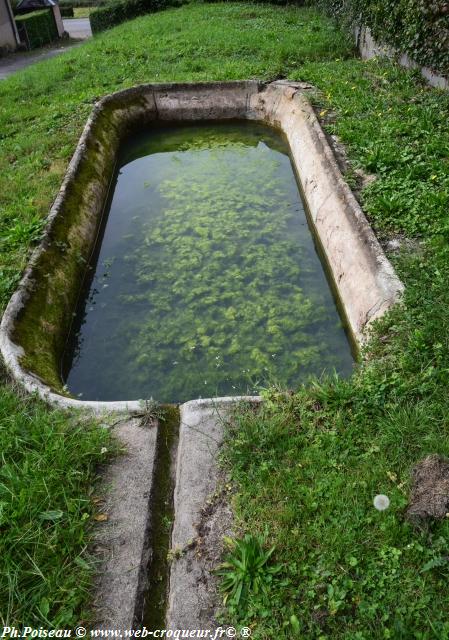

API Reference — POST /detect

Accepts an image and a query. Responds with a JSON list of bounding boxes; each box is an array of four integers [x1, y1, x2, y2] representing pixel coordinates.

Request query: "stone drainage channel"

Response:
[[0, 81, 404, 631], [94, 397, 259, 632]]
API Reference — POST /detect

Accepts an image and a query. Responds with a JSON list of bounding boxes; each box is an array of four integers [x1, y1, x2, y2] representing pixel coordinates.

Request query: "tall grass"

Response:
[[0, 376, 115, 626]]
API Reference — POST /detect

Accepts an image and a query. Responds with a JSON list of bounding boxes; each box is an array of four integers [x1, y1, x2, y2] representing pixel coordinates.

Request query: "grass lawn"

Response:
[[223, 63, 449, 638], [73, 7, 92, 17], [0, 3, 352, 627], [0, 375, 115, 627], [1, 1, 449, 634]]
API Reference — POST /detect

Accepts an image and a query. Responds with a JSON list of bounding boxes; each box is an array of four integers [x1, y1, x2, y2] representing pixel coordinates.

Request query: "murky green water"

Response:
[[63, 122, 353, 402]]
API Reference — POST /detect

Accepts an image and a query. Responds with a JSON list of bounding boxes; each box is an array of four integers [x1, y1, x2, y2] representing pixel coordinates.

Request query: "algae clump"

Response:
[[64, 122, 353, 402]]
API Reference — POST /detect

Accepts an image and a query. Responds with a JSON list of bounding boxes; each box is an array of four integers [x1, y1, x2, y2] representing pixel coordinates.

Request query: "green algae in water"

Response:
[[63, 122, 353, 402]]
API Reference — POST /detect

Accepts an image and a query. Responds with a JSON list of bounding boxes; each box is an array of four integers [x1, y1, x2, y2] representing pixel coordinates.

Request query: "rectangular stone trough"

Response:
[[0, 80, 403, 412], [0, 81, 405, 632]]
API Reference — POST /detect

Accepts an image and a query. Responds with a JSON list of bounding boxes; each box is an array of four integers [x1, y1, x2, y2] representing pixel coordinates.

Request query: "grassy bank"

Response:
[[222, 62, 449, 638], [1, 1, 449, 633], [0, 376, 115, 627]]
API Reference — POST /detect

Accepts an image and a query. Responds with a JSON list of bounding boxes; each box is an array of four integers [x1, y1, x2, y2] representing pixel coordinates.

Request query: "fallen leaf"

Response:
[[94, 513, 109, 522]]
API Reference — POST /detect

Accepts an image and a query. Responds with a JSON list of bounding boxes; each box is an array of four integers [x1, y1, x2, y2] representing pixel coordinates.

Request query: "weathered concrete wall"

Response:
[[0, 0, 19, 51], [52, 4, 65, 37], [355, 25, 449, 91], [0, 81, 403, 412], [252, 81, 404, 342]]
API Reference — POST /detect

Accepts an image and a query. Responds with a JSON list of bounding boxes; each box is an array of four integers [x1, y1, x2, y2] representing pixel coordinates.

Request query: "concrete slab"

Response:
[[166, 397, 259, 630], [92, 418, 159, 631]]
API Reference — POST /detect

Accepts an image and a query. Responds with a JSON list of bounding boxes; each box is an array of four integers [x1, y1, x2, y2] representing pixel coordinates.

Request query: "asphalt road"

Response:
[[0, 19, 91, 80], [63, 17, 92, 40]]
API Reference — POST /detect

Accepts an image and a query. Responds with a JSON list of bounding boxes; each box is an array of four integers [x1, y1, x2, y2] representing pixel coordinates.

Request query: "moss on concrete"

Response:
[[144, 404, 179, 629], [13, 104, 124, 393]]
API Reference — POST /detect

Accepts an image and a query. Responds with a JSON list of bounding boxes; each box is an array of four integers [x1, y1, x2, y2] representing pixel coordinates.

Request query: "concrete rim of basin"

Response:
[[0, 80, 404, 414]]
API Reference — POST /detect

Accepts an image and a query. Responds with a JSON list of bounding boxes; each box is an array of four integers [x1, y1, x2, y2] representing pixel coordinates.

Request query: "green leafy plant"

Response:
[[314, 0, 449, 76], [136, 398, 165, 427], [0, 384, 116, 627], [215, 533, 282, 614]]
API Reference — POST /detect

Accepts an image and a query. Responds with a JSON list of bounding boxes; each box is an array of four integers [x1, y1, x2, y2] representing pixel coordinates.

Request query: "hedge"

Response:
[[59, 6, 74, 16], [15, 9, 58, 49], [90, 0, 181, 33], [314, 0, 449, 76], [58, 0, 108, 9]]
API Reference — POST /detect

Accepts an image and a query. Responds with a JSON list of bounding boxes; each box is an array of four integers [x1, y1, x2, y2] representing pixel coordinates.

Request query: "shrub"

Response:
[[90, 0, 180, 32], [314, 0, 449, 76], [15, 9, 58, 49]]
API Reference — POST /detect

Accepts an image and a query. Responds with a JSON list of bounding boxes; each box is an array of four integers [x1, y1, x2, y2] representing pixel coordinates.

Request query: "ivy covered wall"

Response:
[[314, 0, 449, 77]]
